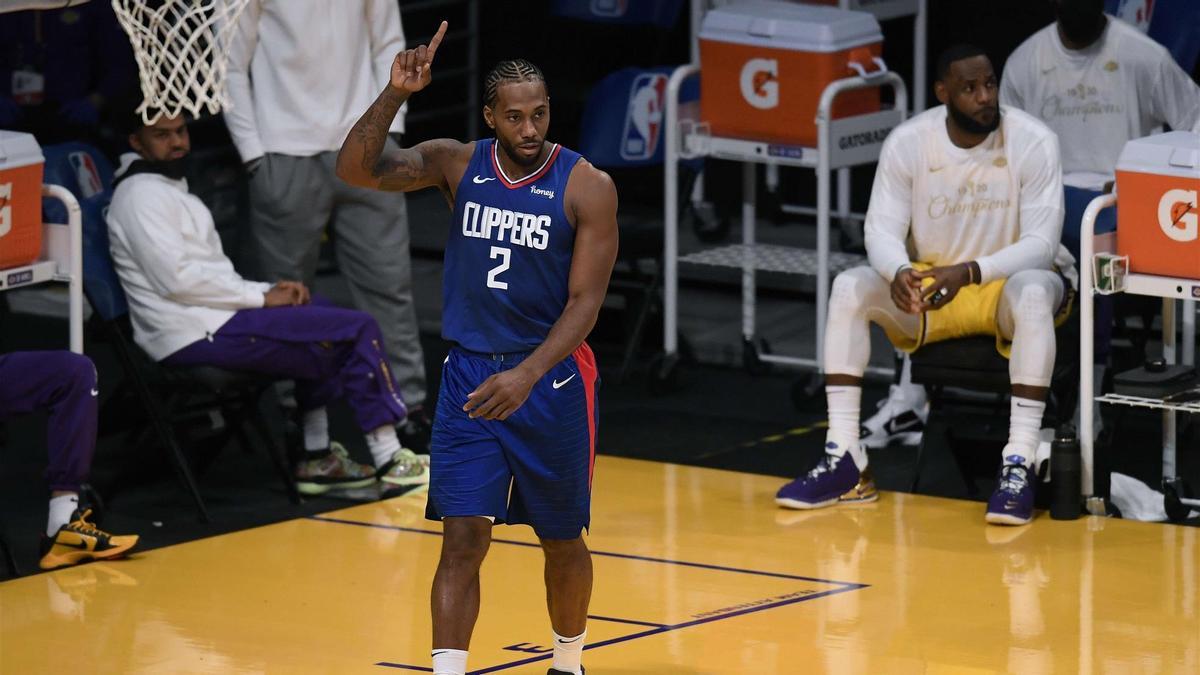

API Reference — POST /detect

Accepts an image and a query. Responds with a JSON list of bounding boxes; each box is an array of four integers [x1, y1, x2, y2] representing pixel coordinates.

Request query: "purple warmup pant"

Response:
[[0, 351, 98, 492], [161, 298, 407, 433]]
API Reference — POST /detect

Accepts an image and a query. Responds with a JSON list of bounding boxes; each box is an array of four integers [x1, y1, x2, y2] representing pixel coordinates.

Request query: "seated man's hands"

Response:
[[913, 263, 972, 311], [890, 268, 925, 314], [264, 281, 311, 307]]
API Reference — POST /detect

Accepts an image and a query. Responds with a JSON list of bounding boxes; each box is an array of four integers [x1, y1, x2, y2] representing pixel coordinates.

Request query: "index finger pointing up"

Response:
[[426, 20, 448, 64]]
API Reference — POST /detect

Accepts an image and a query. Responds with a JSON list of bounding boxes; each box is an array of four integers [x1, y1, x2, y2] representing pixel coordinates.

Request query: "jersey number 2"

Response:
[[487, 246, 510, 290]]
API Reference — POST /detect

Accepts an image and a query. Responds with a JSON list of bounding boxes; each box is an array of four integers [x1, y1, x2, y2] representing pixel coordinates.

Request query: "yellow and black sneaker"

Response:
[[38, 509, 139, 571]]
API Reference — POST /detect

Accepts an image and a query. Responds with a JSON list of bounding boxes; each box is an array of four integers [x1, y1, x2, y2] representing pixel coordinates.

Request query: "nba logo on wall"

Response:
[[69, 152, 104, 199], [1112, 0, 1154, 31], [590, 0, 628, 17], [0, 182, 11, 238], [620, 73, 667, 161], [740, 58, 779, 110], [1159, 188, 1197, 242]]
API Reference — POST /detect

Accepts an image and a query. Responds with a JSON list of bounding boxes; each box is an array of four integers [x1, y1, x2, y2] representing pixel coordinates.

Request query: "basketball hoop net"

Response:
[[111, 0, 252, 124]]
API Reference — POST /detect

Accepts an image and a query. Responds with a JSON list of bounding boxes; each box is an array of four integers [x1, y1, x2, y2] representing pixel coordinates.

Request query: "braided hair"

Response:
[[483, 59, 547, 108]]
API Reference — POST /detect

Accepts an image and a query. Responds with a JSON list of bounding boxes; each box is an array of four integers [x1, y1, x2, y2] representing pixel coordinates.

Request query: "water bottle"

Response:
[[1050, 425, 1082, 520]]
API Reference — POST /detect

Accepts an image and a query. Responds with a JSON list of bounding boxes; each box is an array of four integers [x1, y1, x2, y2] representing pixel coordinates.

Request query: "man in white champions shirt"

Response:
[[1001, 0, 1200, 195], [1000, 0, 1200, 420], [776, 45, 1077, 526]]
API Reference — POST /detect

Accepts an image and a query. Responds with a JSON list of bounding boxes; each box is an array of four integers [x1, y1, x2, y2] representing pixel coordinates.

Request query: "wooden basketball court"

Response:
[[1, 456, 1196, 673]]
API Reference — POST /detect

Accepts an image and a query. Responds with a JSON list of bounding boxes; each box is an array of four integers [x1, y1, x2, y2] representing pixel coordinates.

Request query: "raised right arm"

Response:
[[336, 85, 463, 193], [336, 20, 466, 193]]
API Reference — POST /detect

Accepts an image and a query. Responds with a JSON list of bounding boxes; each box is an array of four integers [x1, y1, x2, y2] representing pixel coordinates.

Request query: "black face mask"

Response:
[[947, 99, 1001, 136], [1056, 0, 1105, 46], [114, 156, 189, 187]]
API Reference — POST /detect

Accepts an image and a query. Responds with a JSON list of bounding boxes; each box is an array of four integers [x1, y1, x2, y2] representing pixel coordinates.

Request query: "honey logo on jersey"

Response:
[[1159, 188, 1197, 243], [739, 58, 779, 110]]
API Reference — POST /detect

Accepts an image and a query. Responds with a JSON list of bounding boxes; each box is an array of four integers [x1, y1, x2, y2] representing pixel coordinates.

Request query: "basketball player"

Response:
[[775, 45, 1076, 527], [337, 22, 617, 675]]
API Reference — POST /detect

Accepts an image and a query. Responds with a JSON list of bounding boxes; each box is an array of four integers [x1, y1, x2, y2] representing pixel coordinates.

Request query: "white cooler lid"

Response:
[[1116, 131, 1200, 180], [700, 0, 882, 53], [0, 130, 44, 170]]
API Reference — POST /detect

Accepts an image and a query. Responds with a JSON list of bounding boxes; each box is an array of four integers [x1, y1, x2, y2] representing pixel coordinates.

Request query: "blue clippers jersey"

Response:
[[443, 139, 582, 353]]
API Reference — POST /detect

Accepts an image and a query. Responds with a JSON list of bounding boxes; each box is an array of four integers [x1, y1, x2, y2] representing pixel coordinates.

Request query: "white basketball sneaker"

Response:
[[859, 382, 928, 449]]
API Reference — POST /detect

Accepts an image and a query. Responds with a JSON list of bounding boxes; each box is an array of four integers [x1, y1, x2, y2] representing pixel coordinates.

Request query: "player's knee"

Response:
[[60, 353, 97, 391], [439, 520, 491, 567], [1012, 281, 1053, 321], [830, 267, 877, 313], [540, 536, 587, 560]]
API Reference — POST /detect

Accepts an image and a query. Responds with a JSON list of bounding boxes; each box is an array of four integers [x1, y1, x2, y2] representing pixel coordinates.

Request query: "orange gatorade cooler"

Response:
[[1115, 131, 1200, 280], [699, 0, 884, 146], [0, 131, 45, 268]]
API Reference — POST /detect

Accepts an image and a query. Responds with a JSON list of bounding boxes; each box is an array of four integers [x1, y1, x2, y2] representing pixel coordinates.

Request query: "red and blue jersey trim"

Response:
[[491, 141, 562, 190], [572, 341, 599, 490]]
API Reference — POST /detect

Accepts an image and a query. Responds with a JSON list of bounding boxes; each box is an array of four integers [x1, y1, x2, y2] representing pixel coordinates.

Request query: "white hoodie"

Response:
[[107, 153, 271, 361], [223, 0, 406, 163]]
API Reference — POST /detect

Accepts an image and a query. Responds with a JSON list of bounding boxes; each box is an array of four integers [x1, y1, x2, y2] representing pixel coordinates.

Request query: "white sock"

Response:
[[431, 648, 467, 675], [552, 629, 586, 674], [826, 385, 865, 468], [47, 494, 78, 537], [1006, 397, 1045, 467], [302, 408, 329, 453], [367, 425, 402, 468]]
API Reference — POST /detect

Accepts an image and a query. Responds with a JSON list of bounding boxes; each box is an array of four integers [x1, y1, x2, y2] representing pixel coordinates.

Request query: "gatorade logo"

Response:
[[0, 182, 11, 238], [1158, 188, 1197, 242], [740, 58, 779, 110]]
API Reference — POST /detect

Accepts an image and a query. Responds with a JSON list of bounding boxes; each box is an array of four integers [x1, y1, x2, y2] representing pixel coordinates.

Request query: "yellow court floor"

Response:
[[1, 456, 1197, 674]]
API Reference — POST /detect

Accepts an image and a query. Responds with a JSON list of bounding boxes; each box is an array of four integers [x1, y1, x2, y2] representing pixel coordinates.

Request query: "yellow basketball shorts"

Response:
[[883, 263, 1073, 359]]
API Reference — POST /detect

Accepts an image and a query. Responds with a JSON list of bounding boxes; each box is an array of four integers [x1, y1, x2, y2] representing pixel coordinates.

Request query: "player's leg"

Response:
[[776, 266, 920, 509], [0, 352, 138, 568], [431, 515, 493, 672], [541, 536, 591, 675], [497, 344, 598, 675], [161, 306, 411, 492], [426, 349, 517, 674], [988, 270, 1065, 526]]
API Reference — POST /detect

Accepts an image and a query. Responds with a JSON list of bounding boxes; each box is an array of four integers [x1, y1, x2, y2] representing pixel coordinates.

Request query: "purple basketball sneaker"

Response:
[[776, 443, 878, 509], [986, 458, 1035, 526]]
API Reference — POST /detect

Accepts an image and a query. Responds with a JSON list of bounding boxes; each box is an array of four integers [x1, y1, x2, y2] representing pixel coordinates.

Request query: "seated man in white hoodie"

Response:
[[776, 45, 1077, 527], [106, 110, 428, 497]]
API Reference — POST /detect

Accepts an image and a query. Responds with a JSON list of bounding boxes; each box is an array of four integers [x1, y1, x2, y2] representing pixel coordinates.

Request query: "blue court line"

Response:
[[307, 515, 868, 673]]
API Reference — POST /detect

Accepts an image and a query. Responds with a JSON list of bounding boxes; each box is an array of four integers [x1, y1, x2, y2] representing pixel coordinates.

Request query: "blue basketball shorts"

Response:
[[426, 343, 599, 539]]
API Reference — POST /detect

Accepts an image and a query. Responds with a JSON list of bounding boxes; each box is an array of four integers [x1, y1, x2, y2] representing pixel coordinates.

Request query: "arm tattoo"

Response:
[[346, 86, 409, 181], [377, 155, 422, 191]]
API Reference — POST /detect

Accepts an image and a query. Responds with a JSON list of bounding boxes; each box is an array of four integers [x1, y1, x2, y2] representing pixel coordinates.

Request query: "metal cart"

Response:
[[1079, 193, 1199, 518], [657, 63, 906, 385], [0, 184, 83, 353]]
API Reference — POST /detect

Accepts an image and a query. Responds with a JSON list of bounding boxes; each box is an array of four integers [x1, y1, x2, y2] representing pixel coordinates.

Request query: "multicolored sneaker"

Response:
[[39, 509, 139, 570], [986, 459, 1035, 526], [775, 445, 877, 510], [378, 448, 431, 498], [294, 441, 377, 495]]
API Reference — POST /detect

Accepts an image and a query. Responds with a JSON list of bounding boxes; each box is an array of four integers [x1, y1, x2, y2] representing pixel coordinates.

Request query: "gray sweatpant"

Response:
[[248, 147, 426, 407]]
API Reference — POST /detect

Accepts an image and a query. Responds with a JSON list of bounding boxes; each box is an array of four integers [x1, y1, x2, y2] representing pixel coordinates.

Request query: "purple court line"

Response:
[[586, 614, 666, 629], [307, 515, 868, 673], [307, 515, 866, 586]]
